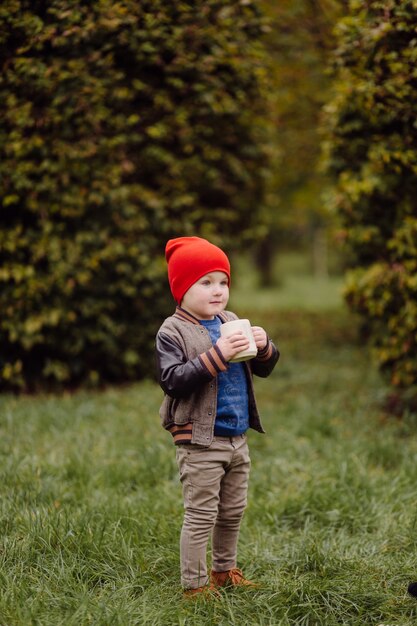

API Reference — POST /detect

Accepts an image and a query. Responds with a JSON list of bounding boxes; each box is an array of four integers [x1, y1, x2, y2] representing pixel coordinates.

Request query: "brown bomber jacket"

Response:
[[155, 307, 279, 447]]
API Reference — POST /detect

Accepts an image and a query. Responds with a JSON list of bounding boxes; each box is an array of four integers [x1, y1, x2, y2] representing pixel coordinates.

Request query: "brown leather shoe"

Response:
[[183, 584, 220, 599], [210, 567, 257, 588]]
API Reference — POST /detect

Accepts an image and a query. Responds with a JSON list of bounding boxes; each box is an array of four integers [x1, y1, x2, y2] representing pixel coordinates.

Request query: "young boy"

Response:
[[155, 236, 279, 596]]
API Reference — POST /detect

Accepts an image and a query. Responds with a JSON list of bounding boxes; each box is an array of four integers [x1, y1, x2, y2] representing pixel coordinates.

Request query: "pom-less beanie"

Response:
[[165, 236, 231, 304]]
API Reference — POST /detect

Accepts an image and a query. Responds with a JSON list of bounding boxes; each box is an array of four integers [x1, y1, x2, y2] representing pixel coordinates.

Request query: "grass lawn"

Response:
[[1, 259, 417, 625]]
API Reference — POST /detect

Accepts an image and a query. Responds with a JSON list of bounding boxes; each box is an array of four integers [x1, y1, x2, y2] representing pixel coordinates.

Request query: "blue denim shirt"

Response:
[[200, 317, 249, 436]]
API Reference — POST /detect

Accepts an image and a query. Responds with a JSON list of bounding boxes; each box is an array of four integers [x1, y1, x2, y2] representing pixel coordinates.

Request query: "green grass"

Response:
[[1, 263, 417, 625], [229, 252, 344, 312]]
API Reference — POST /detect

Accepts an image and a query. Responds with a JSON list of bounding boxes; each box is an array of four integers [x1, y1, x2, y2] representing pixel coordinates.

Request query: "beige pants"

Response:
[[176, 434, 251, 590]]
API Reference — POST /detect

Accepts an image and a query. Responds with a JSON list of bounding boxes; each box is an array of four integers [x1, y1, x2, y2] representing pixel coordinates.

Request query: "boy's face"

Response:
[[181, 271, 229, 320]]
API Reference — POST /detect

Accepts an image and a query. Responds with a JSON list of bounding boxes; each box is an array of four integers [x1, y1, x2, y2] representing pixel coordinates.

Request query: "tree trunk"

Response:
[[312, 226, 328, 278]]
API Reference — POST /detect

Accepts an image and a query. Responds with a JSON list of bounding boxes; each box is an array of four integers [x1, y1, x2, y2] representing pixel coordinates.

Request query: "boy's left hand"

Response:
[[251, 326, 268, 351]]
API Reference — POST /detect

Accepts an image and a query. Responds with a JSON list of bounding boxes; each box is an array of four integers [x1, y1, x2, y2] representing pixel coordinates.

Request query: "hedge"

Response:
[[0, 0, 270, 390], [323, 0, 417, 409]]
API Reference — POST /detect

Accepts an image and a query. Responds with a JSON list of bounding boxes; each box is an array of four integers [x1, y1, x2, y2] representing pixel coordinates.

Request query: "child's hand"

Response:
[[251, 326, 268, 350], [216, 331, 250, 362]]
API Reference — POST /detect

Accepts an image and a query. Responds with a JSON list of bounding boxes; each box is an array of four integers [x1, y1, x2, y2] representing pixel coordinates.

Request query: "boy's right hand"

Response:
[[216, 331, 250, 362]]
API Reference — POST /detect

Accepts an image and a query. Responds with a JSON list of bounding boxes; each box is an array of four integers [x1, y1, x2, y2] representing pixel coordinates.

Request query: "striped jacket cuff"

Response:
[[198, 344, 228, 377], [255, 339, 273, 361]]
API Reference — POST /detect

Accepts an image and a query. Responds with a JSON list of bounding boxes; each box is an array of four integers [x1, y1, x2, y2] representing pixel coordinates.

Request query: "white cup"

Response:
[[220, 319, 257, 363]]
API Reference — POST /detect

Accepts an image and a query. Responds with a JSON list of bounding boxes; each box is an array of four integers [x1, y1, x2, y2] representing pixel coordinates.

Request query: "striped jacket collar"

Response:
[[173, 307, 229, 325]]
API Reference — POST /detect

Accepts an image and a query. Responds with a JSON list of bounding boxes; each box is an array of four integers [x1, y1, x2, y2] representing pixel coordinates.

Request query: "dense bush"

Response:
[[323, 0, 417, 408], [0, 0, 269, 390]]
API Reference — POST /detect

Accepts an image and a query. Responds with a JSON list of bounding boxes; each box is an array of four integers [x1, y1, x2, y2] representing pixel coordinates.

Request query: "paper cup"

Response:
[[220, 319, 257, 363]]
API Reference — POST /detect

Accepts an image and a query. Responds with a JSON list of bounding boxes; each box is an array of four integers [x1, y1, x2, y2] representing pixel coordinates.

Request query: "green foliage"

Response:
[[262, 0, 342, 223], [323, 0, 417, 406], [0, 0, 270, 390], [254, 0, 344, 283]]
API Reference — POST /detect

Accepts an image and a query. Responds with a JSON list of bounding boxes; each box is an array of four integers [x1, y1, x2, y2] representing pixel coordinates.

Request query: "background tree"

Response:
[[323, 0, 417, 411], [0, 0, 270, 390], [255, 0, 344, 286]]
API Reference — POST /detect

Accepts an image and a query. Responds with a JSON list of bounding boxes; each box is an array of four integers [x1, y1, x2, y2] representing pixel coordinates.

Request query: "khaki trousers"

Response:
[[176, 434, 251, 590]]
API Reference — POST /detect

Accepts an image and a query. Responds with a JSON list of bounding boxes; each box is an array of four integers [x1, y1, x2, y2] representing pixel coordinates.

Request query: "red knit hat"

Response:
[[165, 236, 231, 304]]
